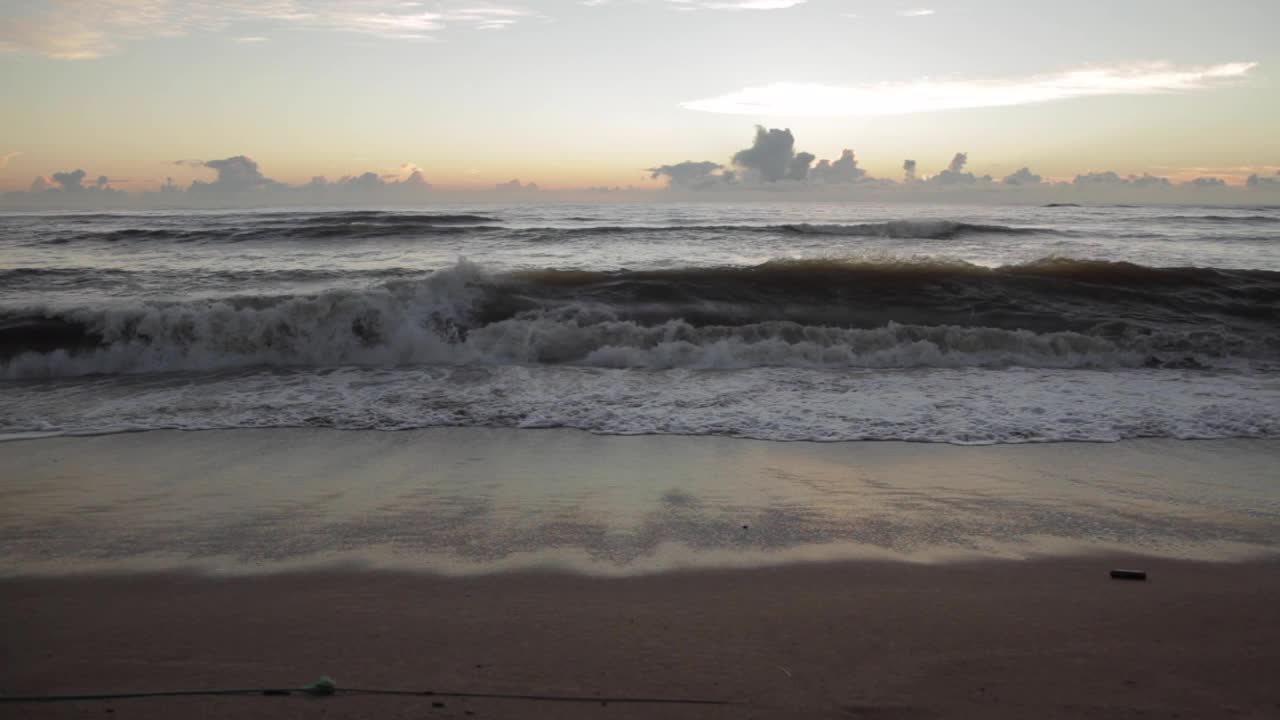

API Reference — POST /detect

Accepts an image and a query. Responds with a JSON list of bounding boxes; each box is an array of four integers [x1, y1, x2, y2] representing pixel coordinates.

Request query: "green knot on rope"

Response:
[[302, 676, 336, 697]]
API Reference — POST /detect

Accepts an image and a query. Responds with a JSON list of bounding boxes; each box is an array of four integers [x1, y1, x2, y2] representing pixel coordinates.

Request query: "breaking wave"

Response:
[[3, 258, 1278, 379]]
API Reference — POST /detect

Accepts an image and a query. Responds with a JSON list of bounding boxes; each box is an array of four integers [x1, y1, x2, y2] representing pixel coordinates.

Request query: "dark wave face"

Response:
[[26, 211, 504, 244], [492, 257, 1280, 332], [4, 258, 1279, 378], [22, 217, 1064, 244], [778, 221, 1065, 238]]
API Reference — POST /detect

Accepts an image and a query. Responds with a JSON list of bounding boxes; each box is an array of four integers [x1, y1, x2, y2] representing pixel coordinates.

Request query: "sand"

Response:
[[2, 429, 1280, 717], [1, 429, 1278, 573], [4, 558, 1280, 718]]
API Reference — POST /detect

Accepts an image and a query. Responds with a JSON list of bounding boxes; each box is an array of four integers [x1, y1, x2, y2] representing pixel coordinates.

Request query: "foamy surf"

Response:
[[3, 202, 1279, 443], [2, 258, 1278, 378], [2, 365, 1278, 445]]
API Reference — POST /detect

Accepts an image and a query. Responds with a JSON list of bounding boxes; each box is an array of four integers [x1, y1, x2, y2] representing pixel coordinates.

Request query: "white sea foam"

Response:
[[3, 260, 1268, 379], [3, 365, 1278, 445]]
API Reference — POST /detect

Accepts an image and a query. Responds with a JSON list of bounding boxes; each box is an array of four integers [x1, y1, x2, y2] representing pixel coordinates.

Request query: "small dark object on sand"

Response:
[[1110, 569, 1147, 581]]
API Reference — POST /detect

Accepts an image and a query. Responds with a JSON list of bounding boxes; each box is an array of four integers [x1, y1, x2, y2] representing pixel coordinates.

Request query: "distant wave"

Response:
[[19, 208, 1280, 245], [509, 220, 1064, 241], [3, 258, 1278, 378], [31, 211, 503, 244], [1156, 214, 1280, 224], [779, 221, 1062, 238], [26, 214, 1075, 244]]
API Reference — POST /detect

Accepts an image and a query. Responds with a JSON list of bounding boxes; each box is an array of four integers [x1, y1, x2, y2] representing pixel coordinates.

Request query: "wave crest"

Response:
[[3, 257, 1277, 378]]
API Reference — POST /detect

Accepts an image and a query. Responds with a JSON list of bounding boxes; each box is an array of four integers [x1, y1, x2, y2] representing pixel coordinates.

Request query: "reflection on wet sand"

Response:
[[1, 429, 1277, 575]]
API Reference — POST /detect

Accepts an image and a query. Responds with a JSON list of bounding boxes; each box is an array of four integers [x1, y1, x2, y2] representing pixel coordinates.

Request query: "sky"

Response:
[[2, 0, 1279, 195]]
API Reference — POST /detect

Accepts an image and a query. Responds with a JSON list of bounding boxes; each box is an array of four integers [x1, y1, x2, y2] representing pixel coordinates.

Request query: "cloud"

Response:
[[586, 0, 803, 7], [0, 151, 20, 168], [1003, 167, 1042, 186], [495, 178, 540, 191], [52, 169, 88, 191], [786, 151, 815, 181], [1184, 177, 1226, 188], [177, 154, 428, 198], [645, 126, 1266, 197], [11, 126, 1280, 206], [1130, 173, 1171, 188], [1071, 171, 1170, 188], [647, 161, 730, 188], [811, 150, 867, 184], [1074, 171, 1126, 186], [0, 1, 537, 59], [89, 155, 436, 204], [315, 169, 431, 191], [1247, 172, 1280, 189], [929, 153, 976, 185], [191, 155, 279, 192], [899, 9, 935, 16], [732, 126, 799, 182], [26, 168, 120, 195], [666, 0, 805, 9], [651, 127, 872, 189], [0, 1, 291, 59], [448, 7, 535, 29], [682, 61, 1258, 117]]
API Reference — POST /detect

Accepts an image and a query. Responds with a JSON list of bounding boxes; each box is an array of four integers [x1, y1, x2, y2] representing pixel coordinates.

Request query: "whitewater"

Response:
[[3, 201, 1279, 444]]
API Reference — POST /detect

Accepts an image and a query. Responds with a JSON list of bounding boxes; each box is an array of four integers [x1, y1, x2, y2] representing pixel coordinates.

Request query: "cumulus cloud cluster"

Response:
[[9, 154, 442, 208], [732, 127, 801, 182], [647, 161, 725, 188], [7, 126, 1279, 207], [1071, 171, 1195, 189], [644, 126, 1280, 200], [1248, 172, 1280, 189], [1002, 167, 1042, 186], [28, 169, 121, 196], [929, 153, 979, 185], [494, 178, 540, 192], [650, 126, 873, 189], [189, 156, 280, 193]]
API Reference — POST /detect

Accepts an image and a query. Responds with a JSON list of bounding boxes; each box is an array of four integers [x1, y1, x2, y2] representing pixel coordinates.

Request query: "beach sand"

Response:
[[4, 558, 1280, 718], [2, 429, 1280, 717]]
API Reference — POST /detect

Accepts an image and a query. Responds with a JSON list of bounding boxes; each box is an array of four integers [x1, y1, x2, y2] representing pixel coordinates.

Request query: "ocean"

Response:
[[3, 201, 1279, 445]]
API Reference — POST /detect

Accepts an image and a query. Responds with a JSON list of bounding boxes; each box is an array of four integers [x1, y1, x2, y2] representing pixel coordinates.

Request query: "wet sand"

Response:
[[1, 429, 1278, 573], [4, 557, 1280, 719]]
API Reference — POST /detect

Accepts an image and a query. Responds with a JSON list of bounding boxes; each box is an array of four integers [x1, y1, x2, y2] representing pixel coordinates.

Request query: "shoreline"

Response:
[[7, 424, 1280, 446], [3, 428, 1278, 575]]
